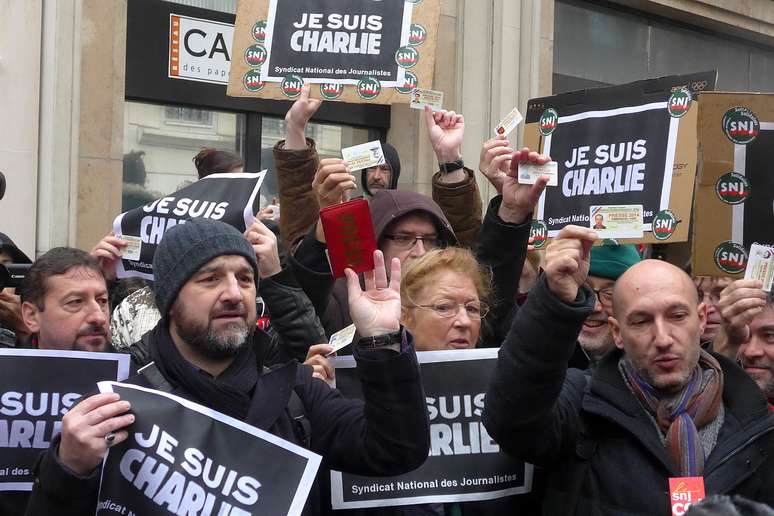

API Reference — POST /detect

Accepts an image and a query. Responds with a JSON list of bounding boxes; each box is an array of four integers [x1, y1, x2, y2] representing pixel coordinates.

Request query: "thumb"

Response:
[[424, 105, 436, 131], [581, 239, 594, 262]]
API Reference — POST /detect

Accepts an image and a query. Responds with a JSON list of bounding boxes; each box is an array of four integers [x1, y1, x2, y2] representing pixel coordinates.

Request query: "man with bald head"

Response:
[[483, 226, 774, 515]]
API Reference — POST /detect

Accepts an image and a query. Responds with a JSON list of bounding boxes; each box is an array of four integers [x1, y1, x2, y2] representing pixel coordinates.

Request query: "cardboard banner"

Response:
[[112, 171, 266, 281], [0, 350, 130, 491], [96, 382, 321, 516], [524, 71, 716, 245], [227, 0, 440, 104], [330, 349, 533, 509], [692, 92, 774, 277]]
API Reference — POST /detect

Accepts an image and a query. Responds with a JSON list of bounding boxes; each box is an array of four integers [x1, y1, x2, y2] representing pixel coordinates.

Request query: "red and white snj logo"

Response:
[[669, 477, 706, 516]]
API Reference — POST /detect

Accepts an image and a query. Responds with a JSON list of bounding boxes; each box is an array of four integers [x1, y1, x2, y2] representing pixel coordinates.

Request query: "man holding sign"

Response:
[[483, 227, 774, 514], [25, 219, 430, 515]]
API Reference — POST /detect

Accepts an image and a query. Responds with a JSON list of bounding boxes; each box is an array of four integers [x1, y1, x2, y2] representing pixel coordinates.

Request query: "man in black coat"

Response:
[[483, 225, 774, 515], [24, 219, 430, 516]]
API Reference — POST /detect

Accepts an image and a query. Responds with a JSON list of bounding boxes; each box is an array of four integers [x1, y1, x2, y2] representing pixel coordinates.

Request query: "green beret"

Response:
[[589, 244, 642, 280]]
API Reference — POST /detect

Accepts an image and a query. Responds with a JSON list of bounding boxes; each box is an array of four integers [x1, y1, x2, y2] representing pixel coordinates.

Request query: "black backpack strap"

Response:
[[137, 361, 175, 393], [261, 365, 312, 449]]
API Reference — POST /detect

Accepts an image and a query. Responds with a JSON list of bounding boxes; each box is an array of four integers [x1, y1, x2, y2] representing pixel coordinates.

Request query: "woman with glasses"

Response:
[[400, 247, 491, 351]]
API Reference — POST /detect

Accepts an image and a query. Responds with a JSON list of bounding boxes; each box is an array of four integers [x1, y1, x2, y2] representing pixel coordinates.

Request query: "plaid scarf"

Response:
[[621, 350, 724, 476]]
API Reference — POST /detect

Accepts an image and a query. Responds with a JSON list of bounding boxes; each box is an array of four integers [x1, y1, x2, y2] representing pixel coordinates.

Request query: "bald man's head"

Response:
[[608, 259, 707, 393]]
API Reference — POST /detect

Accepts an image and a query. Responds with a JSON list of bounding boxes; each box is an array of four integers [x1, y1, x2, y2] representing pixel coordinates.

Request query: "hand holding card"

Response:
[[319, 199, 377, 278]]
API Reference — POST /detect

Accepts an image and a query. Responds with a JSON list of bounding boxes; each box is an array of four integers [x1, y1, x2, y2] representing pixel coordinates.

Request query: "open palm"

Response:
[[346, 251, 401, 337]]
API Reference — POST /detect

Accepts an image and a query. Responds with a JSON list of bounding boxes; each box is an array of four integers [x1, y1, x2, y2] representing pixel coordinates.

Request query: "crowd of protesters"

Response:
[[0, 84, 773, 516]]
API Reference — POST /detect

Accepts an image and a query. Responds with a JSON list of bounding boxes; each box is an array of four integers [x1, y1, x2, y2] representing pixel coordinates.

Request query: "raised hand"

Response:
[[312, 158, 357, 209], [544, 225, 597, 303], [499, 147, 552, 224], [718, 279, 768, 345], [284, 85, 323, 149], [58, 393, 134, 476], [90, 233, 128, 281], [345, 250, 401, 337], [478, 136, 513, 194], [425, 108, 464, 164], [244, 219, 281, 278]]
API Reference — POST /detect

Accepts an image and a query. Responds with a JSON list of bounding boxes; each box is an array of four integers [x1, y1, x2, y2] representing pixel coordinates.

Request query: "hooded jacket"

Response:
[[360, 142, 401, 196], [291, 189, 458, 337], [483, 277, 774, 515]]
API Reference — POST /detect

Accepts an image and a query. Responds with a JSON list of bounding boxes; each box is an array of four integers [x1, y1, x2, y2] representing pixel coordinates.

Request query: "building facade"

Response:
[[0, 0, 772, 258]]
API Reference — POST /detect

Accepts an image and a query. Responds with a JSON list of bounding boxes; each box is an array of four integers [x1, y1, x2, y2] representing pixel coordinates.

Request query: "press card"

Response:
[[518, 161, 558, 186], [589, 205, 644, 239], [326, 324, 357, 357], [744, 243, 774, 292], [409, 88, 444, 112], [119, 235, 142, 261], [495, 107, 524, 136], [341, 141, 386, 172]]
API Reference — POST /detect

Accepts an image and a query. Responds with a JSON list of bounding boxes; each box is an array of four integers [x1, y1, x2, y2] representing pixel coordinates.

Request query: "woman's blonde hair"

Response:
[[401, 247, 491, 308]]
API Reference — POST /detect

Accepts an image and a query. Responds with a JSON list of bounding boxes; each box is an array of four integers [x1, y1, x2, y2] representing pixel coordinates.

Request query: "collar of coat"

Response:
[[580, 347, 774, 477]]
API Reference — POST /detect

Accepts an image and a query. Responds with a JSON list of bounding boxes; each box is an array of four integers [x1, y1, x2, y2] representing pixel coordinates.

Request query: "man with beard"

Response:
[[568, 244, 641, 369], [24, 218, 430, 516], [20, 247, 110, 352], [715, 278, 774, 410], [484, 226, 774, 514]]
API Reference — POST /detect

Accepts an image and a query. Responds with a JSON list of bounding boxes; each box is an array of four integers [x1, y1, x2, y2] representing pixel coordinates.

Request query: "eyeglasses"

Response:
[[410, 300, 490, 319], [586, 284, 614, 306], [383, 234, 440, 250]]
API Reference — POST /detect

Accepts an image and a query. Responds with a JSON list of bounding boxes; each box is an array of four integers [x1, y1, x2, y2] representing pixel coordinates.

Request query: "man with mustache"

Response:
[[24, 219, 429, 516], [484, 226, 774, 514], [20, 247, 110, 352], [715, 278, 774, 410]]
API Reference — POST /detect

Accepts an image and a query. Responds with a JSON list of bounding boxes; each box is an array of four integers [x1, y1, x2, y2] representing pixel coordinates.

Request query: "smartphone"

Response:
[[319, 199, 377, 278]]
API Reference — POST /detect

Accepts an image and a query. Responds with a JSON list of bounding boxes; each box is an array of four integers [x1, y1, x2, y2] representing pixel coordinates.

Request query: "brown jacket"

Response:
[[274, 139, 483, 250]]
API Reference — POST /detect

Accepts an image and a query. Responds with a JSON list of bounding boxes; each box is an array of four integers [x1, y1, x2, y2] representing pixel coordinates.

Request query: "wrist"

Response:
[[435, 149, 462, 164], [498, 203, 531, 224], [258, 261, 282, 279], [358, 323, 400, 338]]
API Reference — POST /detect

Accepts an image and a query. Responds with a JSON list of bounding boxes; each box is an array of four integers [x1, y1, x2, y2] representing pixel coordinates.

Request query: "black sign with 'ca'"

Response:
[[0, 350, 130, 491], [331, 349, 533, 509], [96, 382, 321, 516], [112, 171, 265, 281], [263, 0, 411, 84]]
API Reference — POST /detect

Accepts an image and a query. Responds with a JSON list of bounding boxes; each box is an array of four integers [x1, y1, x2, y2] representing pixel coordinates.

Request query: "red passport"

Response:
[[319, 199, 377, 278]]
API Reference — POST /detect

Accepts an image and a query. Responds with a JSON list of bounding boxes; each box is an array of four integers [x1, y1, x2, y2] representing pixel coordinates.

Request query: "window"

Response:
[[163, 106, 214, 127], [122, 101, 243, 211], [554, 0, 774, 93]]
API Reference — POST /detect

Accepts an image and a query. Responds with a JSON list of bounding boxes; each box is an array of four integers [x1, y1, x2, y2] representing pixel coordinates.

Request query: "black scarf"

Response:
[[149, 322, 259, 421]]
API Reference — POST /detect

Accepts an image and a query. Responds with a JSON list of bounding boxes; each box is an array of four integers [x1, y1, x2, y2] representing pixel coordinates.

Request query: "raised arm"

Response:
[[275, 85, 323, 251], [483, 225, 597, 466]]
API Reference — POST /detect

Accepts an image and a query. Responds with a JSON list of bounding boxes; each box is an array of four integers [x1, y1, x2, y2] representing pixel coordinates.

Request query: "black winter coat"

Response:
[[483, 276, 774, 515], [23, 327, 430, 516]]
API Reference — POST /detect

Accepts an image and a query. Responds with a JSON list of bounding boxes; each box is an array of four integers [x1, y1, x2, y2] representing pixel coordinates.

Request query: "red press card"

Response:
[[319, 199, 377, 278]]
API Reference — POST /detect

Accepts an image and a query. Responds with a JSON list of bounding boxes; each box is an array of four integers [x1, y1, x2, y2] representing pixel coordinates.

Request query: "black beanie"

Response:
[[152, 218, 258, 317], [362, 142, 401, 196]]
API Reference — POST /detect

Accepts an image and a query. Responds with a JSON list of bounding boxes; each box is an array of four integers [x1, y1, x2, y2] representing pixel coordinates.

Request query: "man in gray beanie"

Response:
[[25, 218, 430, 516]]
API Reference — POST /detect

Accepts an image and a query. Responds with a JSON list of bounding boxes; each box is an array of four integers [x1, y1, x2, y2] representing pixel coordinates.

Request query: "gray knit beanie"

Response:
[[152, 218, 258, 316]]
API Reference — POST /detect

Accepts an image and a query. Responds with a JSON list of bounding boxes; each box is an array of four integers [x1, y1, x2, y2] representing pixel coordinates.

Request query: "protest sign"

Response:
[[330, 349, 533, 509], [227, 0, 440, 105], [112, 171, 266, 280], [692, 92, 774, 277], [523, 71, 716, 244], [96, 382, 321, 516], [0, 350, 130, 491]]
